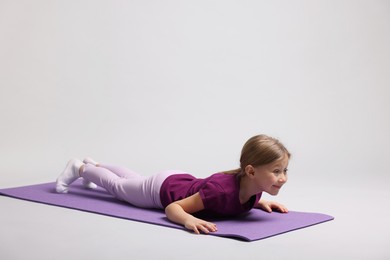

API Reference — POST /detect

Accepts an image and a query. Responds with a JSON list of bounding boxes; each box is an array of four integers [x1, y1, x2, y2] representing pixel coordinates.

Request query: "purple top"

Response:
[[160, 173, 262, 216]]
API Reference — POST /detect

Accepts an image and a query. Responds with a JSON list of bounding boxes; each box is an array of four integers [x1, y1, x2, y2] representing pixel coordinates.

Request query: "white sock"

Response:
[[83, 157, 99, 166], [55, 159, 83, 193], [82, 178, 97, 189], [82, 157, 99, 189]]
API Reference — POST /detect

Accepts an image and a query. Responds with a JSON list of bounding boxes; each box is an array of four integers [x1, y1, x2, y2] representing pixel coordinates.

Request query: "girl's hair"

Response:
[[224, 134, 291, 179]]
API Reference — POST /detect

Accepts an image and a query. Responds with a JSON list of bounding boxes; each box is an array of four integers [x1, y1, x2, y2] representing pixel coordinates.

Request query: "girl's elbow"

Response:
[[165, 202, 179, 215]]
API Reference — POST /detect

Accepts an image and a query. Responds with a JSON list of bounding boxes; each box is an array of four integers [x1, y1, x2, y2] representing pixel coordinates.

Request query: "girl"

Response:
[[56, 134, 290, 234]]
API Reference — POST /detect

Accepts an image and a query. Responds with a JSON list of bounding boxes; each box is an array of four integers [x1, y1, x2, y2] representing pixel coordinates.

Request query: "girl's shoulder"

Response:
[[207, 172, 238, 182]]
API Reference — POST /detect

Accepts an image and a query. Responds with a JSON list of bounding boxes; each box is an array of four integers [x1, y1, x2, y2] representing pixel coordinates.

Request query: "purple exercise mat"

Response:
[[0, 180, 333, 241]]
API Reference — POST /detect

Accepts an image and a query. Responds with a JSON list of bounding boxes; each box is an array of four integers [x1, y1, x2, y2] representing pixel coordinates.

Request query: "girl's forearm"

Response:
[[165, 203, 217, 234], [165, 203, 193, 226]]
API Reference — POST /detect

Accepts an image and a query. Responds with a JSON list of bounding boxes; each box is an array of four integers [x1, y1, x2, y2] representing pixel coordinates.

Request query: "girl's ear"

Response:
[[244, 165, 255, 178]]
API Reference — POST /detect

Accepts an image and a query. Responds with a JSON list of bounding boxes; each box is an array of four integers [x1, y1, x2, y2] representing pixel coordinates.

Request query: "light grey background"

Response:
[[1, 0, 389, 259]]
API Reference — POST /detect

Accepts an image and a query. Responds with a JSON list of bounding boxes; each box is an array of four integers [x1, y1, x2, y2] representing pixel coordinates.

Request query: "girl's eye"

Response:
[[274, 169, 288, 175]]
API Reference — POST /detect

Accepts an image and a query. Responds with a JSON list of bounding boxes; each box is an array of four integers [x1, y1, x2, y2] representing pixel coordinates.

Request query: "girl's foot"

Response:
[[82, 178, 97, 189], [82, 157, 99, 189], [83, 157, 99, 166], [56, 159, 83, 193]]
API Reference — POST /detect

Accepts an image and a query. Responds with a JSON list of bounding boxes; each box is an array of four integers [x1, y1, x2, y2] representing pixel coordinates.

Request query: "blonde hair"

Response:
[[224, 134, 291, 178]]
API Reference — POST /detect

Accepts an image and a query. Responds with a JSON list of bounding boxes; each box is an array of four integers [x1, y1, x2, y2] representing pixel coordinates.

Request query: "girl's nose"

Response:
[[279, 175, 287, 183]]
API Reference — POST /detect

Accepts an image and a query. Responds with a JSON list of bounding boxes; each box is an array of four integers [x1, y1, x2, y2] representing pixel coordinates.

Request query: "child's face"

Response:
[[252, 155, 289, 196]]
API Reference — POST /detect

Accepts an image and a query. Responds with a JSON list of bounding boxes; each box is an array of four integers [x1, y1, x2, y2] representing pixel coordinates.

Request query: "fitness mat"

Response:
[[0, 180, 334, 241]]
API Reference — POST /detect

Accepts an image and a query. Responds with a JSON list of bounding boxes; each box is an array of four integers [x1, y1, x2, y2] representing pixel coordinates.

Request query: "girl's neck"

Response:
[[239, 175, 260, 204]]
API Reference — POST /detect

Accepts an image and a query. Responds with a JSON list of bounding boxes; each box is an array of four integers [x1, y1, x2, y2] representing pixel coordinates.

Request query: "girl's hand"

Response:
[[257, 199, 289, 213], [165, 193, 217, 235], [184, 217, 218, 234]]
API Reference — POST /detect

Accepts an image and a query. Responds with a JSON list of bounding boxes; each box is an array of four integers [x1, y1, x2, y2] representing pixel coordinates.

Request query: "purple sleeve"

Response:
[[198, 182, 227, 212]]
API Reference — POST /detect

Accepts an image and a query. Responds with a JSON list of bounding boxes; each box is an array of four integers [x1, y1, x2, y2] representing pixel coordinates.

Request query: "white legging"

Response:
[[81, 164, 180, 209]]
